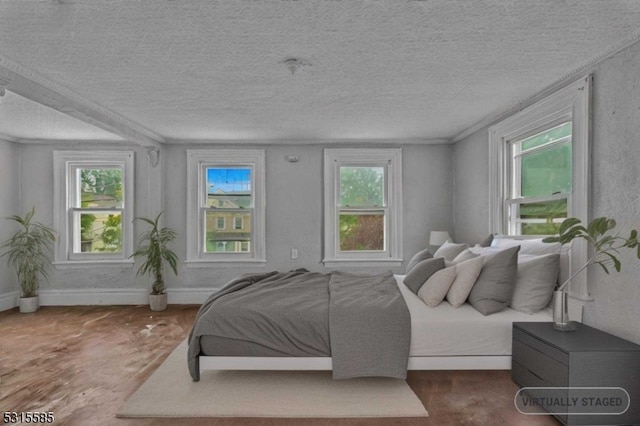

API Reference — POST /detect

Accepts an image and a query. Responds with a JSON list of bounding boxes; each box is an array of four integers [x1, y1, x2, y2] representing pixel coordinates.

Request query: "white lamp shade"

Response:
[[429, 231, 451, 246]]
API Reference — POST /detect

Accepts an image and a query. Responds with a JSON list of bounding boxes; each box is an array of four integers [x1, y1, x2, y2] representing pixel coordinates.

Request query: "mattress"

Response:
[[395, 275, 552, 357]]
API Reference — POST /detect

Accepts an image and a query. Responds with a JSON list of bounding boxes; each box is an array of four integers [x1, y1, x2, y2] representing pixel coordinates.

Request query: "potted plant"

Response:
[[543, 217, 639, 331], [1, 208, 56, 313], [130, 211, 178, 311]]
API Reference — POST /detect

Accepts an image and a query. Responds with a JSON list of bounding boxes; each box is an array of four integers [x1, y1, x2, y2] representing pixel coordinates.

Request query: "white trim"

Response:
[[186, 149, 266, 264], [323, 148, 403, 265], [0, 291, 19, 311], [35, 287, 219, 305], [53, 150, 135, 265], [488, 76, 591, 299], [38, 288, 148, 305], [52, 260, 135, 269], [199, 355, 512, 373]]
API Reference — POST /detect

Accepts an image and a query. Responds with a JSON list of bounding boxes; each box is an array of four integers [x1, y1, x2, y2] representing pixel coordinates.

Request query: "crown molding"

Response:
[[165, 137, 451, 146], [0, 53, 164, 148], [0, 132, 19, 143], [451, 28, 640, 143]]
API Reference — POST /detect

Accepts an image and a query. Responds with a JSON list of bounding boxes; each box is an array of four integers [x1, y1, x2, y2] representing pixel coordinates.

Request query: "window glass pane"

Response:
[[339, 167, 384, 207], [520, 122, 572, 151], [77, 168, 123, 208], [205, 211, 251, 253], [339, 213, 384, 251], [206, 168, 252, 208], [75, 211, 122, 253], [517, 199, 567, 235], [521, 143, 572, 197]]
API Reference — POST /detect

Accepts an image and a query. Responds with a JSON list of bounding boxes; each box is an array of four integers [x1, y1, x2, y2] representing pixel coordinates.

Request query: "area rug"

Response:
[[117, 339, 428, 418]]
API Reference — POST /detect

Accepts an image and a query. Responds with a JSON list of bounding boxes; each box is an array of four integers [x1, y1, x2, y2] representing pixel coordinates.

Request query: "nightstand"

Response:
[[512, 322, 640, 425]]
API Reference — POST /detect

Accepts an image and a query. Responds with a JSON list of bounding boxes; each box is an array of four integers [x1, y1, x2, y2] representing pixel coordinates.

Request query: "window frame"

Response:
[[186, 149, 266, 266], [53, 151, 135, 267], [506, 119, 573, 236], [489, 75, 591, 298], [323, 148, 403, 267]]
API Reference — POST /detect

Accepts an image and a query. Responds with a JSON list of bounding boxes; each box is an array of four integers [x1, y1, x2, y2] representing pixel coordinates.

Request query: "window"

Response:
[[323, 148, 403, 267], [489, 75, 591, 297], [507, 121, 572, 235], [186, 149, 265, 265], [53, 151, 135, 265]]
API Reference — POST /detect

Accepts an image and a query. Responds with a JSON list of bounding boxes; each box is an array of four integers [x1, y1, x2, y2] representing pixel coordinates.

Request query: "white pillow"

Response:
[[433, 241, 468, 261], [446, 256, 484, 307], [452, 248, 480, 263], [417, 266, 457, 307], [510, 254, 560, 314], [491, 237, 561, 255]]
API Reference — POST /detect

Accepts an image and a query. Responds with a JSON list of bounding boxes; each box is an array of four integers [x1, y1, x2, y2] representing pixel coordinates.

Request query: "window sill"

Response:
[[53, 260, 135, 270], [185, 259, 267, 268], [323, 258, 403, 269]]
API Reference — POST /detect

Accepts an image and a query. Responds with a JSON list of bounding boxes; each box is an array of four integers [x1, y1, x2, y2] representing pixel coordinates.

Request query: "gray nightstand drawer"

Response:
[[513, 340, 568, 386], [513, 327, 569, 365]]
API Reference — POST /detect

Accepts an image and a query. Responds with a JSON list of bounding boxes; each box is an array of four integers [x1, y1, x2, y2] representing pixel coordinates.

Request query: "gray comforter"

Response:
[[187, 269, 410, 381]]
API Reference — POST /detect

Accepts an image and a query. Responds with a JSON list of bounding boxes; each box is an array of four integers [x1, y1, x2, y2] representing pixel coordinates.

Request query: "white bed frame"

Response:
[[198, 355, 511, 376]]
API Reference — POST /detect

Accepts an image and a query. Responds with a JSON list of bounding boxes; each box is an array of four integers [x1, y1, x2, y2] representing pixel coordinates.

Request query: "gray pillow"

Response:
[[468, 245, 520, 315], [405, 248, 433, 274], [403, 257, 445, 294], [510, 254, 560, 314]]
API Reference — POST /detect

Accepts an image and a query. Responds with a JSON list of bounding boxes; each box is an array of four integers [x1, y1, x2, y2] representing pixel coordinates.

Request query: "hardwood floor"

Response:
[[0, 306, 559, 426]]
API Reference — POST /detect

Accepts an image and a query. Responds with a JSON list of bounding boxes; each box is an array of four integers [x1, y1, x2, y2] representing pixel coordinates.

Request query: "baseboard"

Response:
[[0, 291, 18, 311], [35, 287, 217, 306], [166, 288, 217, 304], [39, 288, 149, 306]]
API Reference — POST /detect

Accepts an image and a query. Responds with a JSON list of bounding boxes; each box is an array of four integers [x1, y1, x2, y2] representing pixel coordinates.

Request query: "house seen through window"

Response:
[[205, 167, 252, 253]]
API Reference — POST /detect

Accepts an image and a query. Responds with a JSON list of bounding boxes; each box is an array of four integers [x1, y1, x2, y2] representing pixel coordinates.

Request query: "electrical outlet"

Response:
[[291, 248, 298, 259]]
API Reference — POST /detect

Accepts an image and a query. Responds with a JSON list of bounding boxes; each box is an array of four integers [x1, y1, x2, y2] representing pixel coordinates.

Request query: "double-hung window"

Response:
[[507, 121, 572, 236], [489, 75, 591, 297], [323, 148, 403, 267], [186, 149, 265, 265], [53, 151, 135, 264]]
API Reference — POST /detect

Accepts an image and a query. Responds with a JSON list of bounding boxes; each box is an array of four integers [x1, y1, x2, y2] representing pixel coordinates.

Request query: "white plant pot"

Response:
[[149, 293, 168, 311], [19, 296, 39, 313]]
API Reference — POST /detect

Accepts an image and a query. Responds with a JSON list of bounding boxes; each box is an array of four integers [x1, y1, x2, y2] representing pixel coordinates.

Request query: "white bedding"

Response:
[[395, 275, 552, 357]]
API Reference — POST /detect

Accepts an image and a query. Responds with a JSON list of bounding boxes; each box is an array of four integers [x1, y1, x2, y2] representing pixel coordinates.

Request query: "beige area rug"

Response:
[[118, 339, 428, 418]]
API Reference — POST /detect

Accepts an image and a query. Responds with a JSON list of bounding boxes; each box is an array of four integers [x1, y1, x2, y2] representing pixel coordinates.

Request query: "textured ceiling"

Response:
[[1, 0, 640, 144]]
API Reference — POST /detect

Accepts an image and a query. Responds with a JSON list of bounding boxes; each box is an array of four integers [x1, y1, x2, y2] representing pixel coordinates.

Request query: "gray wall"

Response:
[[163, 143, 454, 289], [453, 40, 640, 344], [10, 142, 453, 295], [0, 139, 20, 298]]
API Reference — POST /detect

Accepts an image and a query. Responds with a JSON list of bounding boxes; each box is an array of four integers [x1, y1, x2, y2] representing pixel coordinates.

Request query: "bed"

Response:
[[187, 266, 555, 382]]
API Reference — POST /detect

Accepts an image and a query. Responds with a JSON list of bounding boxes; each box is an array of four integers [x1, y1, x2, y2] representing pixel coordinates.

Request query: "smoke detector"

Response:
[[281, 58, 311, 74]]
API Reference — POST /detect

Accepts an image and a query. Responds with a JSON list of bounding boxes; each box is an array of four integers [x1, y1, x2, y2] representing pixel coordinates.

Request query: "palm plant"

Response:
[[1, 208, 56, 298], [130, 211, 178, 295], [543, 217, 640, 292]]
